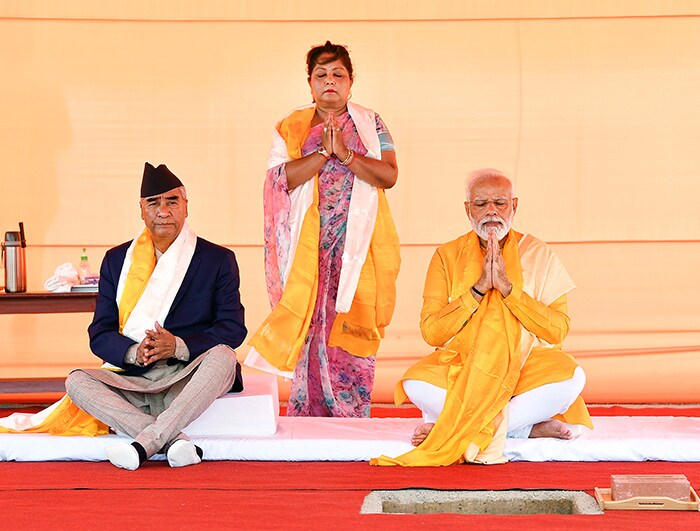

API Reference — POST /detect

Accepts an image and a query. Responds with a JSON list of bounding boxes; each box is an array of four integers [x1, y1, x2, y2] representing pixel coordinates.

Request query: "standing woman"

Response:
[[247, 41, 400, 417]]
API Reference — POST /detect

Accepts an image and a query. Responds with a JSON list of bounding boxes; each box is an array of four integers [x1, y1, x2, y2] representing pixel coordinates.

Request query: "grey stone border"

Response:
[[361, 489, 603, 515]]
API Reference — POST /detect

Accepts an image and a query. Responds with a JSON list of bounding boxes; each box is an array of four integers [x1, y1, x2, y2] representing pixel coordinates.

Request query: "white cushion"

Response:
[[183, 372, 279, 437]]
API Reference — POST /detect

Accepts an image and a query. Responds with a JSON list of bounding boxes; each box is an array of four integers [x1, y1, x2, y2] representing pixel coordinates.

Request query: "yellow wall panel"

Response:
[[1, 8, 699, 403], [4, 0, 700, 21]]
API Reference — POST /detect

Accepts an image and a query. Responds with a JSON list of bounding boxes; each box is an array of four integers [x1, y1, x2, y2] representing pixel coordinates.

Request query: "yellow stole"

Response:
[[249, 108, 400, 371], [372, 231, 523, 466], [118, 229, 157, 331], [0, 230, 156, 436]]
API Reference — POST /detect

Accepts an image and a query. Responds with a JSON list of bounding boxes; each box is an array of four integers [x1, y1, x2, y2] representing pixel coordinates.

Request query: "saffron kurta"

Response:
[[399, 232, 582, 398], [373, 230, 591, 467]]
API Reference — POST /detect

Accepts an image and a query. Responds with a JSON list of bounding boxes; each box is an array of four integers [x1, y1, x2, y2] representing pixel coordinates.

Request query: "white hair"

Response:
[[464, 168, 514, 201]]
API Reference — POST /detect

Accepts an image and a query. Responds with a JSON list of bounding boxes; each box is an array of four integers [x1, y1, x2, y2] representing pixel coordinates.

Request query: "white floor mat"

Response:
[[1, 415, 699, 462]]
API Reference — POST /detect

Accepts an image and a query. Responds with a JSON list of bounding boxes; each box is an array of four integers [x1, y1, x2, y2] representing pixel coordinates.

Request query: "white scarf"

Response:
[[266, 101, 382, 313], [0, 224, 198, 431], [116, 223, 197, 342], [518, 233, 576, 362]]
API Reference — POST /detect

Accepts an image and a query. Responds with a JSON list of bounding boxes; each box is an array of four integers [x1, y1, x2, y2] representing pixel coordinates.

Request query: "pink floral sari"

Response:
[[263, 111, 393, 417]]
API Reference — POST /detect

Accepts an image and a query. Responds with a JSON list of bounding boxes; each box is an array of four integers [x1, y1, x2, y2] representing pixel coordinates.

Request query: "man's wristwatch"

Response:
[[317, 147, 330, 159]]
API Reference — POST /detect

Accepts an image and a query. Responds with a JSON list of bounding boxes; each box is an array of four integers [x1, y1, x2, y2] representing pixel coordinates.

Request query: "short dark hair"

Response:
[[306, 41, 354, 80]]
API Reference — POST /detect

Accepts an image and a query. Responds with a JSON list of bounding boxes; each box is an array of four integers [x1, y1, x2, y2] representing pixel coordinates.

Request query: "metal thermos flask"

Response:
[[1, 223, 27, 293]]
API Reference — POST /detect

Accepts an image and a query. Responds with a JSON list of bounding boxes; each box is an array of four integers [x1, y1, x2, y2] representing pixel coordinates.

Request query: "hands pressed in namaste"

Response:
[[321, 111, 350, 161], [472, 229, 512, 301]]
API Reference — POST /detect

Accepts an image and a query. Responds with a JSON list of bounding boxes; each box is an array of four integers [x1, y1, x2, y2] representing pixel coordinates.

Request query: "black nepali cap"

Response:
[[140, 162, 184, 198]]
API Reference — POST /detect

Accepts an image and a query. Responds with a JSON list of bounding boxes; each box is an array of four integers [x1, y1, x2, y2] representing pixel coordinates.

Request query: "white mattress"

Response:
[[1, 415, 700, 462]]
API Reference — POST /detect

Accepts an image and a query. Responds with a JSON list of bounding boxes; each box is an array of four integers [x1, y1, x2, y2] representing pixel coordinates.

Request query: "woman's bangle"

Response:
[[471, 286, 485, 297], [317, 147, 330, 159], [339, 149, 354, 166]]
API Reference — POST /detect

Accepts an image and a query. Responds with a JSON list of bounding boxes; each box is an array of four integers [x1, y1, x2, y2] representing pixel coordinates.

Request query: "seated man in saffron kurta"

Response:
[[372, 168, 592, 467]]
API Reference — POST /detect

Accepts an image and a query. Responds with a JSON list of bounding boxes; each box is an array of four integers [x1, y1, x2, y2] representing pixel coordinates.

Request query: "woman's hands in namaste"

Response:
[[322, 111, 350, 161]]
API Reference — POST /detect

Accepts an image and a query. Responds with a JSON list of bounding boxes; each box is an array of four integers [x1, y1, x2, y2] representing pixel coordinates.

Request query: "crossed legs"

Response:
[[66, 346, 238, 469], [403, 366, 586, 446]]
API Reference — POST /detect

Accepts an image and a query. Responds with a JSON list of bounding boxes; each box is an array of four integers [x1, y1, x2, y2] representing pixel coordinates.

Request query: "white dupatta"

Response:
[[116, 223, 197, 343], [246, 102, 383, 378], [266, 101, 382, 313]]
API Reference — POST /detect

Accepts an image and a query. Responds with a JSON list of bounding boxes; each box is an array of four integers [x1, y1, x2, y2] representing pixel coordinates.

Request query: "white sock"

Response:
[[167, 440, 202, 468], [105, 443, 140, 471]]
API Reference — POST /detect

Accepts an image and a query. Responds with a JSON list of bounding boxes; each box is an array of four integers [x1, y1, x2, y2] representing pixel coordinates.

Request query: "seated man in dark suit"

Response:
[[66, 162, 246, 470]]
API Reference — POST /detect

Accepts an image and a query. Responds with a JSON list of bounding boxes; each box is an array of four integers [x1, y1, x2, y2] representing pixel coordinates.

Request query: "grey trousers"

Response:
[[66, 345, 238, 457]]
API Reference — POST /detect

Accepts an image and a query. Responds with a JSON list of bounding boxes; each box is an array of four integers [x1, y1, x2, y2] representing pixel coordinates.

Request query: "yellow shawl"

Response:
[[249, 108, 400, 371], [372, 231, 525, 466], [0, 230, 156, 436]]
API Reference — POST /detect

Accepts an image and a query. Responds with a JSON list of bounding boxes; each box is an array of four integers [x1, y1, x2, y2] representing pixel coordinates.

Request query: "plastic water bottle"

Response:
[[79, 248, 90, 284]]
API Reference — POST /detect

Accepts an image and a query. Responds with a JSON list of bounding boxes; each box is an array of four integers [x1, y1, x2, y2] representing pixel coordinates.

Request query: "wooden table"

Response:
[[0, 291, 97, 314]]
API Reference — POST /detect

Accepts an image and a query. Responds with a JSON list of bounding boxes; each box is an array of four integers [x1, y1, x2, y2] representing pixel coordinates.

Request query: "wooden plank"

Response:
[[0, 292, 97, 314]]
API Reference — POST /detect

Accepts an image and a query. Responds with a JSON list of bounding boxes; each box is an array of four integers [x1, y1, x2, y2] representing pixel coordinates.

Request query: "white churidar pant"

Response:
[[402, 366, 586, 438]]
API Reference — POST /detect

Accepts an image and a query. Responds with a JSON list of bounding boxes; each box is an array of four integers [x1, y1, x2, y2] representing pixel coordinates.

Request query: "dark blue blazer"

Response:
[[88, 236, 247, 389]]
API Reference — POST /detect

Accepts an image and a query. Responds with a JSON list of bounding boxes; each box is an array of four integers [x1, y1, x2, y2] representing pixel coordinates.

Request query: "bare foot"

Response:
[[411, 422, 435, 446], [529, 419, 573, 440]]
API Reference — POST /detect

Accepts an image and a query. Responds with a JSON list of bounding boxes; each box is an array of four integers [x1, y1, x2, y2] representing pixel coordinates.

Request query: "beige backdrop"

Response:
[[1, 1, 699, 403]]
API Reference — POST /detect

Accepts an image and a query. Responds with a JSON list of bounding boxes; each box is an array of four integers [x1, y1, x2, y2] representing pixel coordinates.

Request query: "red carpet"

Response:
[[2, 460, 698, 492], [6, 487, 700, 530], [2, 461, 700, 530]]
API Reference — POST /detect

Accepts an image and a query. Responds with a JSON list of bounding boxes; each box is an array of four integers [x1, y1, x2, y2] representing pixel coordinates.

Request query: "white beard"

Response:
[[470, 212, 514, 241]]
